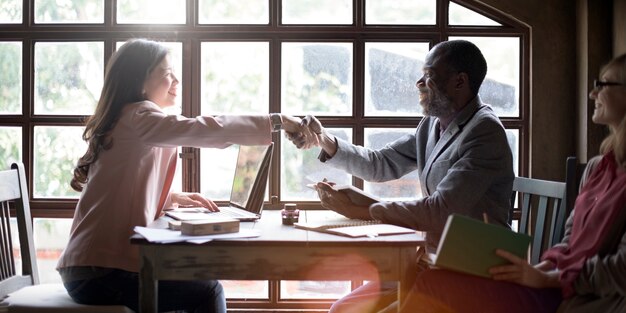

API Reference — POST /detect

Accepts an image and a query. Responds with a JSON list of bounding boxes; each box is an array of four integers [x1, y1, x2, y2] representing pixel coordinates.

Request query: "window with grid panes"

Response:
[[0, 0, 528, 310]]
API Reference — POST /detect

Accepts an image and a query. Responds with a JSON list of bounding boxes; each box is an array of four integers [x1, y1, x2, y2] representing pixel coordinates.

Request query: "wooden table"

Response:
[[131, 210, 424, 313]]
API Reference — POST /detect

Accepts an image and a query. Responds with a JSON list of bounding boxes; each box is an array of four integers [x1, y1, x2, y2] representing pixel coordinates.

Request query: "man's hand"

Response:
[[171, 192, 219, 212], [286, 115, 339, 156], [488, 249, 560, 288], [301, 114, 324, 135], [315, 181, 372, 220], [281, 114, 319, 149]]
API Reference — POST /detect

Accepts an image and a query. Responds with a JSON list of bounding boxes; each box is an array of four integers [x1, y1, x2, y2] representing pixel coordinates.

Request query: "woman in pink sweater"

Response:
[[56, 38, 310, 312]]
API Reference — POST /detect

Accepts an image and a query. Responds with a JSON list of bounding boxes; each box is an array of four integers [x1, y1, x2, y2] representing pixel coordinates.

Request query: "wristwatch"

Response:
[[270, 113, 283, 132]]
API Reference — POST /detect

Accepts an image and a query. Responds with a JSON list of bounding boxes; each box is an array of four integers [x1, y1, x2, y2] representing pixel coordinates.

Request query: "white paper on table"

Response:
[[134, 226, 261, 244]]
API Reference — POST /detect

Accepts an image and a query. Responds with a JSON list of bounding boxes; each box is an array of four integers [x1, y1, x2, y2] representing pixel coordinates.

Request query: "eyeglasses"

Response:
[[594, 79, 623, 90]]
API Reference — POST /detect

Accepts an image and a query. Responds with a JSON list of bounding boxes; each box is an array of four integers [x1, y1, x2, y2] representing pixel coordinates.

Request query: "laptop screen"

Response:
[[229, 145, 270, 208]]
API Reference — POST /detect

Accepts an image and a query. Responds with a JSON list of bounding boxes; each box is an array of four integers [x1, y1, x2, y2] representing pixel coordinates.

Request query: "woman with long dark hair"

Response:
[[57, 39, 310, 312]]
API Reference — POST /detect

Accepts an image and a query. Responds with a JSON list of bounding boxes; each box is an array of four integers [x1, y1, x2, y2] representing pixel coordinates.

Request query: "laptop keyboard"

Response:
[[208, 210, 245, 218]]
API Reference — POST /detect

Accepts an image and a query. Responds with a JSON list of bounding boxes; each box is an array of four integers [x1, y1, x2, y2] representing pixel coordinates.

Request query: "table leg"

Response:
[[139, 252, 158, 313], [397, 246, 420, 312]]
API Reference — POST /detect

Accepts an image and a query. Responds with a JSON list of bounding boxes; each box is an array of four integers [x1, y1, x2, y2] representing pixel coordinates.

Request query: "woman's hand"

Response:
[[315, 181, 372, 220], [488, 249, 560, 288], [171, 192, 219, 212]]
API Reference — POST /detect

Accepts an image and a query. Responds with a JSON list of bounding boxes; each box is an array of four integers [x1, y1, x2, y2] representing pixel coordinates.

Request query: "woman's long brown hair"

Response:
[[71, 39, 168, 191]]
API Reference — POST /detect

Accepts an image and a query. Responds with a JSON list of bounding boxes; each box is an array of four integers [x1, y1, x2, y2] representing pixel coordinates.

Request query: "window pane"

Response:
[[282, 43, 353, 116], [449, 36, 520, 117], [366, 0, 435, 25], [506, 129, 519, 176], [33, 218, 72, 283], [33, 126, 86, 198], [200, 145, 270, 201], [507, 129, 520, 232], [117, 0, 185, 24], [201, 42, 269, 115], [363, 128, 421, 200], [9, 219, 22, 275], [281, 281, 350, 299], [0, 126, 22, 170], [282, 0, 352, 25], [0, 0, 21, 23], [449, 2, 501, 26], [222, 280, 268, 299], [198, 0, 268, 24], [201, 146, 239, 200], [281, 128, 351, 201], [34, 42, 103, 115], [171, 157, 183, 195], [35, 0, 103, 24], [0, 42, 22, 114], [9, 217, 72, 283], [365, 42, 429, 116]]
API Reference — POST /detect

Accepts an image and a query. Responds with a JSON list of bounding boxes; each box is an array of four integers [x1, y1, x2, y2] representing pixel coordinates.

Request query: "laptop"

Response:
[[166, 143, 273, 222]]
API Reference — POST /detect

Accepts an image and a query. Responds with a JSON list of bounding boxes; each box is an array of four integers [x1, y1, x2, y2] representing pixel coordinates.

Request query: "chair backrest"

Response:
[[510, 176, 567, 264], [564, 156, 587, 218], [0, 163, 39, 298], [552, 156, 588, 248]]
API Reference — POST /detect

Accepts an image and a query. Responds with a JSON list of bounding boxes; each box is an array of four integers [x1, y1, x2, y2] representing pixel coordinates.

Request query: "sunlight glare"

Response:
[[117, 0, 185, 24]]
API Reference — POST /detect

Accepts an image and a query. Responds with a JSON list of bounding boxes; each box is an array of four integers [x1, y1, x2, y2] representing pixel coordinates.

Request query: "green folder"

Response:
[[433, 214, 531, 278]]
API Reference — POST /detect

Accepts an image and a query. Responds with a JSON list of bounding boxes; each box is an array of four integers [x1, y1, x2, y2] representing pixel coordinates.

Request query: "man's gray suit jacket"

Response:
[[322, 96, 514, 252]]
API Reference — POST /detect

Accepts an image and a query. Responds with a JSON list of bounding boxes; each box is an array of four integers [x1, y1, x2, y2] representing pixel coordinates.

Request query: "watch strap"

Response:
[[270, 113, 282, 132]]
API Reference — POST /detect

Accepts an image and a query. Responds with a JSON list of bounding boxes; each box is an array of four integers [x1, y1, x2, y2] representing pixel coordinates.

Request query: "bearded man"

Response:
[[288, 40, 515, 313]]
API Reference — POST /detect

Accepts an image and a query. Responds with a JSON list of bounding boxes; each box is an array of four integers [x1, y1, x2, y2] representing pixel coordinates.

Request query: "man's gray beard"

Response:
[[422, 89, 454, 118]]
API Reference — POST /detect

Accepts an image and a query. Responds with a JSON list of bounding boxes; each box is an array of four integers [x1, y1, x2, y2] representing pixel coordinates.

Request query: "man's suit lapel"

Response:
[[424, 121, 439, 161], [420, 97, 483, 195], [421, 124, 461, 194]]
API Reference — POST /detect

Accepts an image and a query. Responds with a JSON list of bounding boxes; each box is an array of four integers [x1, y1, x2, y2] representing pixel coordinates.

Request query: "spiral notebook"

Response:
[[294, 219, 416, 238]]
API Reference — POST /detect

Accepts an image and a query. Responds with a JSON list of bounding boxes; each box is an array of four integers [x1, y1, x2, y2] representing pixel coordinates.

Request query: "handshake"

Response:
[[282, 115, 337, 156]]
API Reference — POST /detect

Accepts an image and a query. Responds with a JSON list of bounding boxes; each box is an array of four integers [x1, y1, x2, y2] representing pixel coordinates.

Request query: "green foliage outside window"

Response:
[[198, 0, 267, 24], [0, 0, 21, 23], [34, 42, 103, 115], [35, 0, 103, 23], [33, 127, 85, 198], [200, 42, 269, 115], [0, 43, 22, 114], [0, 127, 21, 170]]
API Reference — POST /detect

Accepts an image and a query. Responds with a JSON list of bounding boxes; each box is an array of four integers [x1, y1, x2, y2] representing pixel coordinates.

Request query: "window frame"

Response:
[[0, 0, 529, 309]]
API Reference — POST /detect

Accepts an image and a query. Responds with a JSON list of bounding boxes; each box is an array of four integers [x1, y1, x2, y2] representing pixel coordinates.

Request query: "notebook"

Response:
[[165, 143, 273, 222], [294, 219, 416, 238], [307, 184, 381, 206], [433, 214, 531, 278]]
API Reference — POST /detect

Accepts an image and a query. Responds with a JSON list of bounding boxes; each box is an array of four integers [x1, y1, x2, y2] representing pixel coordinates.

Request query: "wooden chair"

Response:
[[564, 156, 588, 215], [510, 176, 567, 264], [0, 163, 133, 312], [548, 156, 590, 249]]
